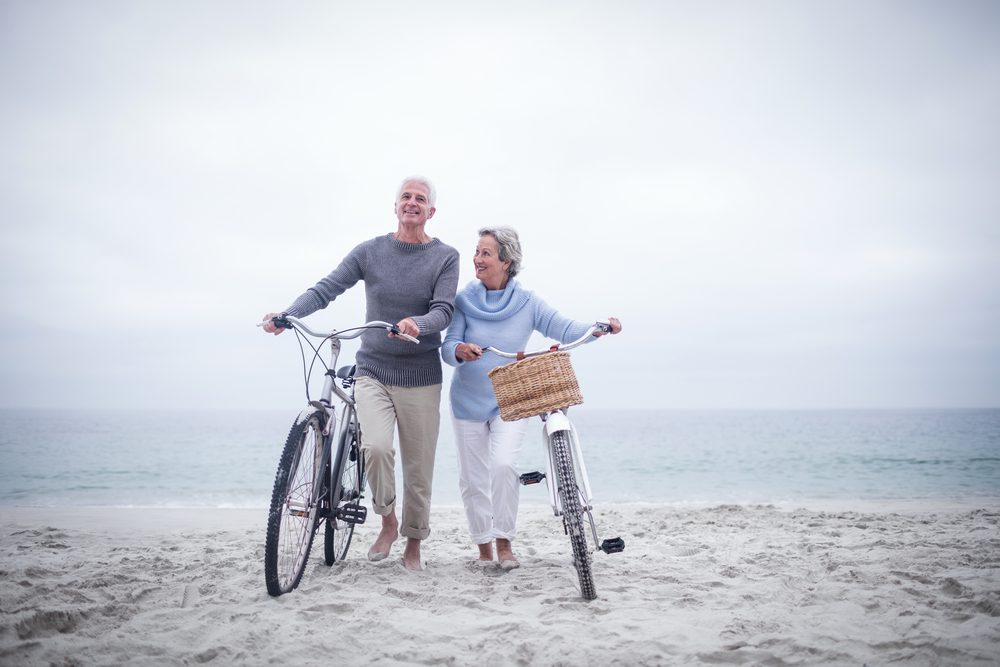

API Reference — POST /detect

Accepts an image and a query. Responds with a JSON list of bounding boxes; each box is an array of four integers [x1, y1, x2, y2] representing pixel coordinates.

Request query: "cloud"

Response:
[[1, 1, 998, 409]]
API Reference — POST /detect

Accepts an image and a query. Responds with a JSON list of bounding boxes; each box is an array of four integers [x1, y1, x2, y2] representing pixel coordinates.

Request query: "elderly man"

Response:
[[263, 176, 460, 570]]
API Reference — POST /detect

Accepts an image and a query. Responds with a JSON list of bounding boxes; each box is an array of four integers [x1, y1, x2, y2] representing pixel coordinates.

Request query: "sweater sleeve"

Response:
[[441, 307, 467, 367], [410, 246, 460, 335], [532, 295, 594, 344], [284, 244, 366, 318]]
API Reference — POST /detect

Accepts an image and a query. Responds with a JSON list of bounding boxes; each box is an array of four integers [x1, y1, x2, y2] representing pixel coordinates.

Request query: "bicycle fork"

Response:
[[519, 411, 625, 555]]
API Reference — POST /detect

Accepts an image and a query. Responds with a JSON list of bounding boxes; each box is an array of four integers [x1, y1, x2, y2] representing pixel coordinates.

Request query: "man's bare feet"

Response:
[[496, 538, 519, 570], [368, 513, 399, 561], [402, 537, 423, 571], [477, 542, 494, 562]]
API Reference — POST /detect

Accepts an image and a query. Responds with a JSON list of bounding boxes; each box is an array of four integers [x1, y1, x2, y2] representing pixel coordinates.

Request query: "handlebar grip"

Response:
[[389, 325, 420, 344]]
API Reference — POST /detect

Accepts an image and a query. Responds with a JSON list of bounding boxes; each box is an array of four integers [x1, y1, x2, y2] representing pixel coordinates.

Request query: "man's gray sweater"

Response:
[[285, 234, 460, 387]]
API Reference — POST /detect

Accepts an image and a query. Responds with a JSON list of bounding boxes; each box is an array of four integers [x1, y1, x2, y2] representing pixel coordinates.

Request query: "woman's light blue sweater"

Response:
[[442, 279, 594, 421]]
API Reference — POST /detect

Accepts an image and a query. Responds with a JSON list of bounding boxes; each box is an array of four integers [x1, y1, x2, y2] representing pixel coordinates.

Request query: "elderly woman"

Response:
[[442, 227, 621, 569]]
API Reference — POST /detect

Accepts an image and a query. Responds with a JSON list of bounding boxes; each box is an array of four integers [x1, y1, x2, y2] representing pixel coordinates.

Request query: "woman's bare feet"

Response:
[[496, 538, 519, 570], [477, 542, 494, 562]]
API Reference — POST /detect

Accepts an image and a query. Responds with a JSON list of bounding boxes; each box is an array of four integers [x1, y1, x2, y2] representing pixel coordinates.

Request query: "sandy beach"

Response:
[[1, 502, 998, 666]]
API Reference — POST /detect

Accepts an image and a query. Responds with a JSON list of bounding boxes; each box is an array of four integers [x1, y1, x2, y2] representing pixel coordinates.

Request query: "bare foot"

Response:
[[496, 538, 516, 561], [368, 514, 399, 561], [496, 538, 519, 570], [402, 537, 423, 571], [477, 542, 494, 562]]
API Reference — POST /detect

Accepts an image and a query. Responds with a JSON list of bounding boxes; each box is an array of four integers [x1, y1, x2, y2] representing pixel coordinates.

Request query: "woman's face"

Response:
[[474, 234, 511, 289]]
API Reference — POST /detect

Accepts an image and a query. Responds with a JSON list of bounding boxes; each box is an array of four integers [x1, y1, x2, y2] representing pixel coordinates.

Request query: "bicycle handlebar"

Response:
[[484, 322, 611, 359], [258, 315, 420, 344]]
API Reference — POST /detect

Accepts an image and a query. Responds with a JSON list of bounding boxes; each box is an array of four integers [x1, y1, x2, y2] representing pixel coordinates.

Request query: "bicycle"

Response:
[[484, 322, 624, 601], [259, 314, 417, 597]]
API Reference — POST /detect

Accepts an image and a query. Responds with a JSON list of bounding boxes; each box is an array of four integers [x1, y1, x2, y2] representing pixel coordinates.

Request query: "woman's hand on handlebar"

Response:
[[593, 317, 622, 336], [455, 342, 484, 362], [261, 312, 287, 335]]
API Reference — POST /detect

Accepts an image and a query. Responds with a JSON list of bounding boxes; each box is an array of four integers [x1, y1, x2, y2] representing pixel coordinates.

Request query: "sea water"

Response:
[[0, 408, 997, 508]]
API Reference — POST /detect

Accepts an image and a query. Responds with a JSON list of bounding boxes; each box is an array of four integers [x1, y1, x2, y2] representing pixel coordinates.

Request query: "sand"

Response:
[[1, 502, 998, 666]]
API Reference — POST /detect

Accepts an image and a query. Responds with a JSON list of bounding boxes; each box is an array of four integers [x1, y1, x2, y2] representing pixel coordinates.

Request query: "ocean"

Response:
[[0, 408, 998, 509]]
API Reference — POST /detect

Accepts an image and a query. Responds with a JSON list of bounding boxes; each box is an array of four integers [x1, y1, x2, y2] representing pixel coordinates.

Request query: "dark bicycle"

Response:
[[259, 315, 417, 596]]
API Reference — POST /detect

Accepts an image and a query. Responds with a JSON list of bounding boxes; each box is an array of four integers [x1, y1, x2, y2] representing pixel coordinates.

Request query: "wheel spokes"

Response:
[[276, 424, 322, 589]]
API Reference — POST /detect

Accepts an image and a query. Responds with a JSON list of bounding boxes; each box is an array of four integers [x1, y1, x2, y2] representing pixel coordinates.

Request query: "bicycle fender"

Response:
[[294, 405, 317, 426], [544, 411, 572, 437], [294, 402, 332, 429]]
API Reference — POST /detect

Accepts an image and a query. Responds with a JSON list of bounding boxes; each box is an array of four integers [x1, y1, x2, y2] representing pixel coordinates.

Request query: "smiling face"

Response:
[[394, 181, 435, 228], [474, 233, 511, 290]]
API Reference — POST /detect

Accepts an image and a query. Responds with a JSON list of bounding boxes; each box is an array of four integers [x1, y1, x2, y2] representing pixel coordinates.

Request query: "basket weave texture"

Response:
[[488, 351, 583, 421]]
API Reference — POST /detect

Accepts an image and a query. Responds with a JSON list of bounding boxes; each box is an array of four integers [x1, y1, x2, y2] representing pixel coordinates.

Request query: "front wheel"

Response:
[[551, 430, 597, 600], [264, 410, 327, 596]]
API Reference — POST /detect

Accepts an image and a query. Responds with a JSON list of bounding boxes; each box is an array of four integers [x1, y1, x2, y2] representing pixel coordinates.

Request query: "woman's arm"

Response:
[[441, 308, 469, 367]]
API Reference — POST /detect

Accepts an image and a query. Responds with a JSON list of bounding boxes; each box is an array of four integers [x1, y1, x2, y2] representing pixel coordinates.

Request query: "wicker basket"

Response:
[[488, 351, 583, 421]]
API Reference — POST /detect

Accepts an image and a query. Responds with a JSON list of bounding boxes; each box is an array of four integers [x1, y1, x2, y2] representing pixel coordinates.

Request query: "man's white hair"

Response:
[[397, 175, 437, 207]]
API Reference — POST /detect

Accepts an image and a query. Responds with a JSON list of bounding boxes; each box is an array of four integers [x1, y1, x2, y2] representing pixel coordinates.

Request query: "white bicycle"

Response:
[[485, 322, 624, 600]]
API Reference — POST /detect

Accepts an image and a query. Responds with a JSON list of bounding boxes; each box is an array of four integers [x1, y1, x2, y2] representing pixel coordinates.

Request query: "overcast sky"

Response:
[[1, 1, 998, 411]]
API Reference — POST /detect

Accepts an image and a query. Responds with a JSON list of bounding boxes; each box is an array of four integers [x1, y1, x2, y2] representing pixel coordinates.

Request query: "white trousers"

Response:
[[451, 415, 528, 544]]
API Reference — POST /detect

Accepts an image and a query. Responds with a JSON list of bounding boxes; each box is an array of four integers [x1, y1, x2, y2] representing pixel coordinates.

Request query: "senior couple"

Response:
[[261, 176, 621, 571]]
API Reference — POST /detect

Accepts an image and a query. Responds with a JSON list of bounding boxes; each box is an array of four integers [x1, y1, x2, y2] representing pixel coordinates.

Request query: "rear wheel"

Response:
[[551, 430, 596, 600], [264, 410, 327, 596], [325, 417, 365, 564]]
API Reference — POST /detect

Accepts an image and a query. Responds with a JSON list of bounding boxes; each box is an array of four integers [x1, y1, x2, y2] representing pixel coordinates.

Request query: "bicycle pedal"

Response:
[[519, 471, 546, 485], [335, 504, 367, 525], [600, 537, 625, 554]]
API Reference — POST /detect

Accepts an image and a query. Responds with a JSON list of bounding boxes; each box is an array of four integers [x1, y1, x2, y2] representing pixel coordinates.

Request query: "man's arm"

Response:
[[284, 245, 366, 319], [409, 249, 460, 336]]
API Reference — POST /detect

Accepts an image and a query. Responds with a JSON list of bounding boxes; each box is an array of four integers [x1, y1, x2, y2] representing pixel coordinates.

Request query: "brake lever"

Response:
[[389, 326, 420, 344]]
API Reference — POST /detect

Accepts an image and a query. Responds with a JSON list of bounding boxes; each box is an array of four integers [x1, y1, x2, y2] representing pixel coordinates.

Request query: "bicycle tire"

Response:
[[325, 415, 365, 565], [264, 410, 327, 596], [551, 430, 597, 600]]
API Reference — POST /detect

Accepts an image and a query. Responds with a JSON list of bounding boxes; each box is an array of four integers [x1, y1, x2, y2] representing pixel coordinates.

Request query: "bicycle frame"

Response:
[[275, 315, 416, 504]]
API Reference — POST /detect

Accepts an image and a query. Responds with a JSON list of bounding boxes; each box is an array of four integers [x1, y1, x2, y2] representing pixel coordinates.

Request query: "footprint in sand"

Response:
[[180, 583, 200, 608], [14, 610, 80, 640], [670, 545, 703, 557]]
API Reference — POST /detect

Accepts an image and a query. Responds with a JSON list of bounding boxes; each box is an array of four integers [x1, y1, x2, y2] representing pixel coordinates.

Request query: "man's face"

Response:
[[394, 181, 435, 226]]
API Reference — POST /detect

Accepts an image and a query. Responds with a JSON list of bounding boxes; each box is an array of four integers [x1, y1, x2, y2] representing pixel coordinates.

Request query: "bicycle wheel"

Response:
[[325, 416, 365, 564], [551, 430, 597, 600], [264, 410, 328, 596]]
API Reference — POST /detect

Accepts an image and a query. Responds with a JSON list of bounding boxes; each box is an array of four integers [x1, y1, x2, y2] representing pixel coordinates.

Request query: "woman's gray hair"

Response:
[[479, 226, 523, 277], [397, 175, 437, 207]]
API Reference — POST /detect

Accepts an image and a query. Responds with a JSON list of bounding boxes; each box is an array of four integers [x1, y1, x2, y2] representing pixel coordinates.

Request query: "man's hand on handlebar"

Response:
[[261, 312, 287, 335], [390, 317, 420, 340]]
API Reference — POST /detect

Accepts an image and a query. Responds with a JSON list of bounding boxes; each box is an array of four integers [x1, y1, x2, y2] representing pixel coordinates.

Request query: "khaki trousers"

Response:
[[354, 376, 441, 540]]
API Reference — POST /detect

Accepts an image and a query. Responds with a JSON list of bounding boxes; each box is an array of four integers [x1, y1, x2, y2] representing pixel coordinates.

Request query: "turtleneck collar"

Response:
[[455, 278, 531, 321]]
